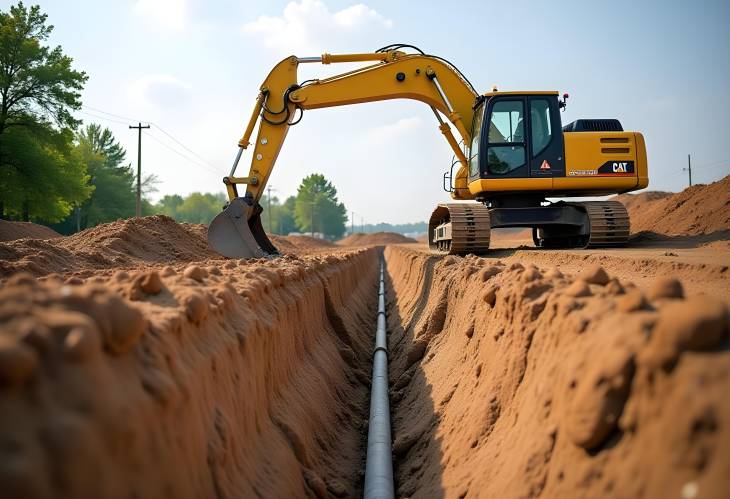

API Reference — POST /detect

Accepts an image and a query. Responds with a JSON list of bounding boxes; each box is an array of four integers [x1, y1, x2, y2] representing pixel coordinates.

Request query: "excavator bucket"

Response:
[[207, 197, 278, 259]]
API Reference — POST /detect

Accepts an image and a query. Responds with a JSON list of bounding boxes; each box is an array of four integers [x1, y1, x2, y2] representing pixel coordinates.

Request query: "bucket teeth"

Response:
[[207, 198, 278, 259]]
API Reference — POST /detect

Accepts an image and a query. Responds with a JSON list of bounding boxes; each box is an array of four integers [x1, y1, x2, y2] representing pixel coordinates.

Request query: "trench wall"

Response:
[[0, 249, 379, 498], [384, 246, 730, 499]]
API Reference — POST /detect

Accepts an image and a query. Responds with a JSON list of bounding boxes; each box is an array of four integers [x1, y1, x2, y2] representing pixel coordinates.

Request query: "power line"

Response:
[[79, 110, 131, 126], [149, 121, 218, 170], [80, 104, 222, 177], [83, 104, 218, 170], [145, 129, 220, 176], [693, 158, 730, 170], [82, 105, 141, 123]]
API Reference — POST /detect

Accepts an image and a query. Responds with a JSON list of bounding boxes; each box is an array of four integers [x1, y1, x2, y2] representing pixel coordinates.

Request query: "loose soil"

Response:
[[385, 246, 729, 498], [0, 249, 377, 498], [271, 234, 334, 252], [615, 175, 730, 237], [0, 178, 728, 498], [338, 232, 417, 246], [0, 220, 60, 242]]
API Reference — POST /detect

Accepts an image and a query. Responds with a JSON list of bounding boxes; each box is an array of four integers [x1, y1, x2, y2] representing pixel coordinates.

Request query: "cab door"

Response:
[[527, 96, 565, 177], [480, 97, 530, 179]]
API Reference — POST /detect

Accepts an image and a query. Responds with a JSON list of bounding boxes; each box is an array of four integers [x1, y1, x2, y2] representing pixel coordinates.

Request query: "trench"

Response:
[[2, 244, 728, 498], [0, 249, 383, 498]]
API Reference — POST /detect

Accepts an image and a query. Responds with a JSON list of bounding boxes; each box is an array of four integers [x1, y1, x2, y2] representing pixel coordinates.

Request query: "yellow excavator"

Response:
[[208, 44, 648, 258]]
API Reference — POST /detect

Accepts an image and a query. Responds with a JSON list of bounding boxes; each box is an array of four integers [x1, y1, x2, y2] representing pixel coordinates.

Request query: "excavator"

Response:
[[207, 44, 648, 258]]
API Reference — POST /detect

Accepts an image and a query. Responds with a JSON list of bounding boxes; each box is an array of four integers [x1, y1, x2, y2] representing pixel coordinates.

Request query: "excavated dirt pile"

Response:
[[338, 232, 417, 246], [0, 248, 379, 498], [0, 216, 220, 278], [0, 217, 341, 279], [384, 246, 730, 498], [0, 220, 61, 242], [615, 174, 730, 236], [1, 203, 728, 498], [271, 234, 334, 252]]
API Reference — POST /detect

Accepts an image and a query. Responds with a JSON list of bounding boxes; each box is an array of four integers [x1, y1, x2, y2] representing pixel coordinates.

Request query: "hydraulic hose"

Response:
[[363, 260, 395, 499]]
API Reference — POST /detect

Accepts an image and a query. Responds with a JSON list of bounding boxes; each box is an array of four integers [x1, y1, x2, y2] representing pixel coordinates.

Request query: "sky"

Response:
[[4, 0, 730, 224]]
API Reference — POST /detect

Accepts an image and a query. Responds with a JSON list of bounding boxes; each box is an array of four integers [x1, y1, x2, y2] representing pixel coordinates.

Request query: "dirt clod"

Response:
[[580, 264, 610, 285], [617, 289, 649, 312], [565, 279, 592, 297], [183, 292, 209, 324], [647, 277, 684, 300], [183, 265, 207, 282], [0, 338, 38, 386], [139, 271, 163, 295], [640, 297, 728, 369], [566, 343, 635, 449]]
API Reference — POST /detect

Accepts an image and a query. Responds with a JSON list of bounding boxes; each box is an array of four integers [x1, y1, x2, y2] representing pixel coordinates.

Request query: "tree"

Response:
[[262, 194, 299, 235], [0, 2, 87, 134], [50, 124, 160, 234], [78, 123, 124, 168], [152, 192, 226, 224], [294, 173, 347, 239], [155, 194, 184, 219], [177, 192, 226, 224], [74, 130, 136, 227], [0, 2, 88, 219], [53, 123, 135, 231], [0, 125, 91, 221], [278, 196, 298, 235]]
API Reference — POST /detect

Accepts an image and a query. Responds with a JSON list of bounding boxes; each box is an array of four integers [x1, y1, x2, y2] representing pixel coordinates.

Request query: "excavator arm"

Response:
[[208, 49, 481, 259]]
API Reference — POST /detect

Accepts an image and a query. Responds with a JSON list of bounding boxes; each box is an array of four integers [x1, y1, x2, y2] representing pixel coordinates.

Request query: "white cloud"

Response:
[[133, 0, 187, 31], [242, 0, 393, 55], [128, 74, 192, 109], [366, 116, 423, 145]]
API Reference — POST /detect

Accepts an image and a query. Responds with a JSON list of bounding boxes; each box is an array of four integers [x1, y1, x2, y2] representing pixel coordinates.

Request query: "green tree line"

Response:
[[157, 172, 349, 240], [0, 2, 348, 239]]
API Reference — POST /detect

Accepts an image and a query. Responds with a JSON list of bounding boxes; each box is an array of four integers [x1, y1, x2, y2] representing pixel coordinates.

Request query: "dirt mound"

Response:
[[385, 246, 730, 498], [0, 249, 378, 497], [271, 234, 333, 252], [338, 232, 417, 246], [0, 216, 220, 277], [613, 190, 672, 212], [615, 175, 730, 236], [0, 220, 61, 242]]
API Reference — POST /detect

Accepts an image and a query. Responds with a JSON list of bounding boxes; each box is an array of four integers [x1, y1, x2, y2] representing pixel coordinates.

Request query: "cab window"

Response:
[[530, 99, 552, 156], [469, 105, 484, 177], [486, 100, 525, 175]]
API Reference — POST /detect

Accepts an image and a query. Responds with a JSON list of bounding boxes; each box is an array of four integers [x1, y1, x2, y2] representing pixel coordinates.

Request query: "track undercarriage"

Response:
[[428, 200, 629, 255]]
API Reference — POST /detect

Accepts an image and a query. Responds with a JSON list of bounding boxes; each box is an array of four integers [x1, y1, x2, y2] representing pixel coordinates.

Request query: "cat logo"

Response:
[[612, 162, 629, 173]]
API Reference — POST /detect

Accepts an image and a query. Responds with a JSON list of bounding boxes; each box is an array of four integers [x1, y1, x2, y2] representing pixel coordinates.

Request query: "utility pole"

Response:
[[129, 122, 150, 217], [361, 216, 364, 234], [686, 154, 692, 187], [351, 211, 355, 234]]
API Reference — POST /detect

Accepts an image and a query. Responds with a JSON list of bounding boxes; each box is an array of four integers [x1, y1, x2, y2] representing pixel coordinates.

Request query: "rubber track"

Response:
[[433, 203, 491, 255], [580, 201, 630, 247]]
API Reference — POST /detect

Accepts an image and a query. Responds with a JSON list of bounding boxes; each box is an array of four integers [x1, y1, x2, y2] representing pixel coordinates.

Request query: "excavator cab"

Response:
[[468, 92, 565, 182], [431, 90, 644, 254]]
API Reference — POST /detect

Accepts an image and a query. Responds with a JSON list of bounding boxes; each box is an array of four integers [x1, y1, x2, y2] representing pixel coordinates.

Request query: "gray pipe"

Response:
[[364, 261, 394, 499]]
